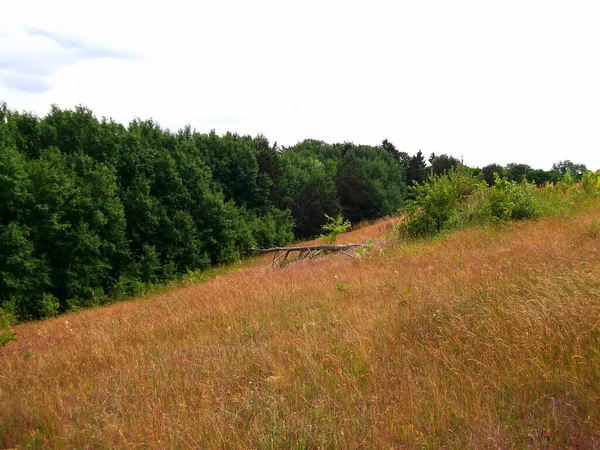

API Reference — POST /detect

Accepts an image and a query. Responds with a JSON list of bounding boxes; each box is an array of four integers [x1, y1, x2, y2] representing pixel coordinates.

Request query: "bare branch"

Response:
[[254, 243, 369, 268], [252, 244, 366, 254]]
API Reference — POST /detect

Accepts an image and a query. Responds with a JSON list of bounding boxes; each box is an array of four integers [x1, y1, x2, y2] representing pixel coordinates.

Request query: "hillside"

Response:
[[1, 205, 600, 448], [4, 103, 591, 323]]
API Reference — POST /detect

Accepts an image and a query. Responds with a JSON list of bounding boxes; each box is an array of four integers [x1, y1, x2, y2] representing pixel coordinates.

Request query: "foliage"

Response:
[[404, 171, 462, 237], [381, 138, 401, 161], [0, 104, 298, 321], [319, 214, 351, 244], [506, 163, 531, 182], [403, 167, 545, 238], [481, 163, 504, 186], [279, 150, 341, 237], [525, 168, 560, 186], [336, 147, 405, 224], [407, 150, 427, 186], [488, 172, 541, 221], [429, 153, 460, 176], [0, 308, 17, 347], [552, 160, 588, 180], [582, 171, 600, 196]]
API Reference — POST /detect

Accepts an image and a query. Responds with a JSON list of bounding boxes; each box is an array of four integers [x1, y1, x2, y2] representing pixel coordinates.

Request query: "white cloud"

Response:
[[1, 0, 599, 170], [0, 26, 139, 94], [1, 71, 51, 93]]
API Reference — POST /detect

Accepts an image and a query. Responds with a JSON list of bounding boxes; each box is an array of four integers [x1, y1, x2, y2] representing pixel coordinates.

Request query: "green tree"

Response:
[[407, 150, 427, 186], [337, 146, 406, 223], [0, 223, 52, 320], [25, 149, 128, 310], [507, 163, 531, 182], [197, 131, 268, 210], [552, 160, 588, 180], [336, 150, 373, 223], [382, 139, 401, 161], [40, 105, 105, 158], [0, 139, 30, 224], [280, 152, 341, 237], [482, 163, 504, 186], [253, 134, 284, 208], [525, 169, 560, 186], [429, 153, 461, 176]]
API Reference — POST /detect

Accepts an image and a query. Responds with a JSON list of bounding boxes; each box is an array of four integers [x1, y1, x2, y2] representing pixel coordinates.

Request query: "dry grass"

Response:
[[1, 209, 600, 449]]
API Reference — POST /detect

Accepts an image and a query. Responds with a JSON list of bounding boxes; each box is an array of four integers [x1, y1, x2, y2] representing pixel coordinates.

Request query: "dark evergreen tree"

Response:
[[407, 150, 427, 186], [382, 139, 400, 160]]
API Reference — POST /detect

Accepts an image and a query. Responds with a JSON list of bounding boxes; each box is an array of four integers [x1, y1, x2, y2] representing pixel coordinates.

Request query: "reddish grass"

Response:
[[1, 209, 600, 448]]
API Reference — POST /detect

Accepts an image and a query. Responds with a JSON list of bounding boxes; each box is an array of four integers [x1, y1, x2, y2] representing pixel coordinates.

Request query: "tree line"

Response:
[[0, 102, 589, 321]]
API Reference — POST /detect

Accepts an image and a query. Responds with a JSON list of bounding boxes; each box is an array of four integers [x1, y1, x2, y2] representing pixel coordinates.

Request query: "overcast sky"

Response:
[[1, 0, 599, 170]]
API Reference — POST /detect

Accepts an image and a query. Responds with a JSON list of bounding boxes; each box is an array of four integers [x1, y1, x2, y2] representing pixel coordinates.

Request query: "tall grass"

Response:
[[1, 199, 600, 447]]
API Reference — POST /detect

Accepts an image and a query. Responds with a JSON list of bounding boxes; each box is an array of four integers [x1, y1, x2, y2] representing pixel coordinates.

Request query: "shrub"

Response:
[[248, 208, 294, 249], [110, 276, 146, 300], [457, 181, 493, 226], [511, 182, 540, 220], [402, 168, 542, 239], [489, 173, 540, 221], [404, 172, 461, 237], [320, 214, 351, 244], [0, 308, 17, 347], [40, 293, 60, 318], [582, 171, 600, 196]]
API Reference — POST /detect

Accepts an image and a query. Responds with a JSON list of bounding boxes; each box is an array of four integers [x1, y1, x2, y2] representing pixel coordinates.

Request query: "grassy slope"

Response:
[[1, 208, 600, 449]]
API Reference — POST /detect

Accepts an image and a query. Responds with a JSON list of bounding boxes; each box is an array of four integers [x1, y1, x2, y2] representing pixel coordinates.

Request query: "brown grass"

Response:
[[2, 209, 600, 449]]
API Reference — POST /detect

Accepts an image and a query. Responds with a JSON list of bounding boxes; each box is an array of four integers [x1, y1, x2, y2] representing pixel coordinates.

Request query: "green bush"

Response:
[[457, 181, 493, 226], [0, 308, 17, 347], [248, 208, 294, 250], [582, 171, 600, 196], [489, 173, 540, 221], [40, 293, 60, 318], [402, 168, 542, 239], [320, 214, 351, 244], [110, 276, 146, 300], [404, 172, 461, 237], [511, 182, 540, 220]]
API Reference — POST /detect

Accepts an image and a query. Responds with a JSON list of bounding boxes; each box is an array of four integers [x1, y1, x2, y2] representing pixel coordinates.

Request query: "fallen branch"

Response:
[[252, 243, 368, 268], [253, 244, 366, 253]]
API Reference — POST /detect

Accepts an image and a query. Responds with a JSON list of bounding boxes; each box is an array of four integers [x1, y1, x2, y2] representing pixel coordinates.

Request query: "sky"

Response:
[[1, 0, 599, 170]]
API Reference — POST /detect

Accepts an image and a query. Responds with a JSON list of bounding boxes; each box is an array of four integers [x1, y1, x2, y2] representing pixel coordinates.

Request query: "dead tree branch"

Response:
[[252, 244, 368, 268]]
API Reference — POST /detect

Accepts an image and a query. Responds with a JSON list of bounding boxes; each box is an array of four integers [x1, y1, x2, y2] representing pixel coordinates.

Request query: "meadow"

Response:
[[2, 195, 600, 448]]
